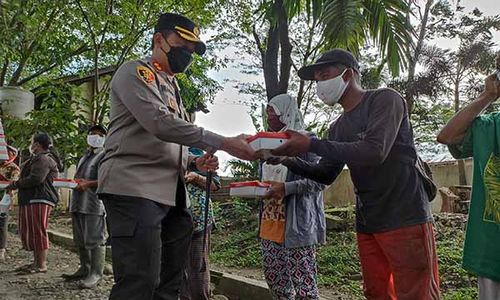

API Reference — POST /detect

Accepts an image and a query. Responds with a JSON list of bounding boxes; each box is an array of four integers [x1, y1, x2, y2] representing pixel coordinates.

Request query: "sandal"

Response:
[[30, 268, 48, 274], [16, 267, 47, 275]]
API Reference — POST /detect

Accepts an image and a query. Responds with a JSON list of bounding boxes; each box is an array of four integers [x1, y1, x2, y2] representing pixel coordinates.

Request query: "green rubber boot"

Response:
[[62, 248, 90, 280], [79, 246, 105, 289]]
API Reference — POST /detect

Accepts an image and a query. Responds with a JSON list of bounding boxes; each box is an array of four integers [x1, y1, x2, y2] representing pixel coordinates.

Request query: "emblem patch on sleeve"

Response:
[[136, 66, 155, 84]]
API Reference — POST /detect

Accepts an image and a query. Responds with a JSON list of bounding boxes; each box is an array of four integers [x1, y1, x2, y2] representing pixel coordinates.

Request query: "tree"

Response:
[[2, 83, 88, 167], [404, 0, 435, 114], [250, 0, 414, 102], [0, 0, 89, 87], [391, 2, 500, 183], [0, 0, 229, 167], [72, 0, 224, 124]]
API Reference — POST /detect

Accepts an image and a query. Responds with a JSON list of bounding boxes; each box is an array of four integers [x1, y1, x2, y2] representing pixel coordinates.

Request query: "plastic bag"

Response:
[[0, 194, 11, 213]]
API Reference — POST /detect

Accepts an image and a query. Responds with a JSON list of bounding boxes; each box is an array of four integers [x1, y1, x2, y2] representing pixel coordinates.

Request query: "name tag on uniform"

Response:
[[167, 96, 179, 113]]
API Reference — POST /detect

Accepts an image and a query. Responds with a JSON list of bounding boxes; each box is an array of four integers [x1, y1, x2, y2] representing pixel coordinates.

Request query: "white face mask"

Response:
[[87, 134, 105, 148], [316, 69, 349, 106]]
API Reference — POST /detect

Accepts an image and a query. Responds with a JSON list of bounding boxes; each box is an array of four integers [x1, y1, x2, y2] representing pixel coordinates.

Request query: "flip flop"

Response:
[[30, 268, 48, 274], [16, 267, 47, 275]]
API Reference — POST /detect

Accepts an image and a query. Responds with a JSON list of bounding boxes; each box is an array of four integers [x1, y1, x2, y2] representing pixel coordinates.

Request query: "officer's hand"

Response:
[[196, 153, 219, 172], [483, 73, 500, 101], [221, 135, 257, 161], [263, 181, 285, 201], [271, 130, 311, 157]]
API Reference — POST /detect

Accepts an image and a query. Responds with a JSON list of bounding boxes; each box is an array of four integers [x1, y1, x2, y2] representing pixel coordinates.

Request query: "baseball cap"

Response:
[[155, 13, 206, 55], [298, 49, 360, 80]]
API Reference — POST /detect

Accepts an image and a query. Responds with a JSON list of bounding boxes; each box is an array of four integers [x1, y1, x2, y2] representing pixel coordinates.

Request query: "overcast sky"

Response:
[[196, 0, 500, 174]]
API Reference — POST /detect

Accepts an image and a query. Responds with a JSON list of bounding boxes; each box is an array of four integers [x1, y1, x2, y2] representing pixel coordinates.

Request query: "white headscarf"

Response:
[[268, 94, 305, 131], [262, 94, 305, 183]]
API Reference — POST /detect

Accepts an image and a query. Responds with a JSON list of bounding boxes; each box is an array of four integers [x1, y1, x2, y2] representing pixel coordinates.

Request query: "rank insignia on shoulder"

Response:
[[136, 65, 155, 84]]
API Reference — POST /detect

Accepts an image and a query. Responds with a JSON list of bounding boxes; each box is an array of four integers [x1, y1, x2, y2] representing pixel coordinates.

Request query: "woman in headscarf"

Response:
[[260, 94, 326, 300]]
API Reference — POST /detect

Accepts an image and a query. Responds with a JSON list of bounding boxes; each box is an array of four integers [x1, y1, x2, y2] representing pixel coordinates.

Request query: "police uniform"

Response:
[[97, 14, 224, 300]]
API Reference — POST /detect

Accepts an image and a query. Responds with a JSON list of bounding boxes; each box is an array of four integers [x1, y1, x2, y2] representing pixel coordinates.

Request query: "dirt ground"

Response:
[[0, 232, 114, 300]]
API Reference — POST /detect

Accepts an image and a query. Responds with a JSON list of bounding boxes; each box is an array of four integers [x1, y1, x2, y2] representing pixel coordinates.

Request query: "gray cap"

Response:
[[298, 49, 360, 80]]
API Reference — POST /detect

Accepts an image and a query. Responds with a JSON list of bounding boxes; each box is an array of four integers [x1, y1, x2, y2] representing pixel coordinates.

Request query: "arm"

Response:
[[309, 90, 405, 165], [75, 180, 98, 192], [11, 157, 50, 189], [83, 180, 98, 188], [75, 153, 101, 192], [283, 151, 326, 196], [185, 172, 220, 191], [283, 157, 344, 186], [437, 74, 500, 145]]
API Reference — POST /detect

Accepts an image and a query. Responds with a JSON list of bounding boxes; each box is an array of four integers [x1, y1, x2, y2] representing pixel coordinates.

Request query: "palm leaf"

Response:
[[321, 0, 366, 55], [362, 0, 414, 75]]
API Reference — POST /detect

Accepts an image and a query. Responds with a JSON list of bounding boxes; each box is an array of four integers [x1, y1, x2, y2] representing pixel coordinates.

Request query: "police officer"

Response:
[[97, 13, 255, 300]]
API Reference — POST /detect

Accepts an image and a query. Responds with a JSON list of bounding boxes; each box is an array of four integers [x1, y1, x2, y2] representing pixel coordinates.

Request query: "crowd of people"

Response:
[[0, 11, 499, 300]]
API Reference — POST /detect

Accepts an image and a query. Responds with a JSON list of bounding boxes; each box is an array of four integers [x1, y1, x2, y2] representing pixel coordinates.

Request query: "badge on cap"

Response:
[[136, 66, 155, 84]]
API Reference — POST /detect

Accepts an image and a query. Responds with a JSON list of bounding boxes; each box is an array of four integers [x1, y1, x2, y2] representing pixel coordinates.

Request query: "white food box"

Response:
[[0, 181, 10, 190], [53, 179, 78, 189], [229, 181, 271, 198], [247, 132, 289, 151]]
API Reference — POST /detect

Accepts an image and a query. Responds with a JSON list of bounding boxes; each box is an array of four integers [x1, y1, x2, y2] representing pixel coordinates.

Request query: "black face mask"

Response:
[[161, 39, 193, 74]]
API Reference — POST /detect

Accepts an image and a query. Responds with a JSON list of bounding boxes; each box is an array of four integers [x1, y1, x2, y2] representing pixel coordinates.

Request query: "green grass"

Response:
[[210, 199, 477, 299], [316, 231, 363, 297]]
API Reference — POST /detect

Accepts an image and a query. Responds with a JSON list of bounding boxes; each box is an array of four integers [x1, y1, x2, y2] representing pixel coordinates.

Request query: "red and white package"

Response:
[[53, 178, 79, 189], [229, 181, 271, 198], [0, 119, 9, 161], [246, 132, 289, 151], [0, 181, 10, 190]]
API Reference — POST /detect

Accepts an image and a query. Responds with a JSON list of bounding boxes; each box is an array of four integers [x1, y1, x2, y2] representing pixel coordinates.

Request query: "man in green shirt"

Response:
[[438, 73, 500, 300]]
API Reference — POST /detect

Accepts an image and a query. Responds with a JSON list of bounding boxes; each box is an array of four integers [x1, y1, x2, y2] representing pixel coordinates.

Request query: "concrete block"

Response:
[[214, 272, 272, 300], [47, 230, 76, 252]]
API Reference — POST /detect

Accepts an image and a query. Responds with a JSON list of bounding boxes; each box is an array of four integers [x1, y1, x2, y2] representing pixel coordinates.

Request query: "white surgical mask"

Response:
[[87, 134, 105, 148], [316, 69, 349, 106]]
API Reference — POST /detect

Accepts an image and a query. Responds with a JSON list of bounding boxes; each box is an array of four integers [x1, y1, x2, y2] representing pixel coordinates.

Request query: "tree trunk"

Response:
[[454, 79, 467, 185], [457, 159, 467, 186], [406, 0, 434, 115], [260, 0, 292, 101], [263, 23, 280, 100], [276, 0, 292, 97]]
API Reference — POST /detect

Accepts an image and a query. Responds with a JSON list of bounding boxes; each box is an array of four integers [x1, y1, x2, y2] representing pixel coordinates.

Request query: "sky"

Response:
[[196, 0, 500, 175]]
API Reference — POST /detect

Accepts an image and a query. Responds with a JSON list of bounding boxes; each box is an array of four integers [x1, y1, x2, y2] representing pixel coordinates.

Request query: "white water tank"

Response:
[[0, 86, 34, 119]]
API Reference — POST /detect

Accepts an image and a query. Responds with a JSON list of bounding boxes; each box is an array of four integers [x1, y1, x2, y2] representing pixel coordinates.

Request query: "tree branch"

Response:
[[8, 6, 62, 85], [277, 0, 292, 96], [17, 44, 89, 86], [0, 59, 8, 87], [252, 25, 265, 62]]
